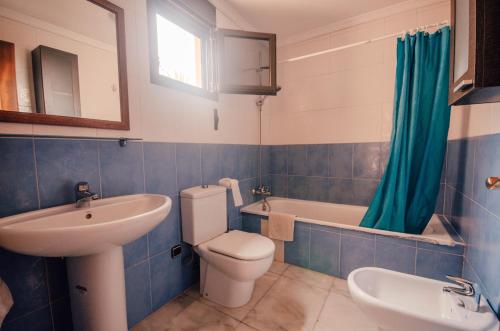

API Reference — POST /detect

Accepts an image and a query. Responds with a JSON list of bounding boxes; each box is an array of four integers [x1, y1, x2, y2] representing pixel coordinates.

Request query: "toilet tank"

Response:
[[180, 185, 227, 245]]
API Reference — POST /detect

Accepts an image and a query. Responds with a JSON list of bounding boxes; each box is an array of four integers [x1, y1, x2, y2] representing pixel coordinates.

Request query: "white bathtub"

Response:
[[241, 197, 462, 247]]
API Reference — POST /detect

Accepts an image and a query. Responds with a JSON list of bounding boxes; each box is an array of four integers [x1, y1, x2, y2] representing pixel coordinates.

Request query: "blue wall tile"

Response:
[[239, 145, 259, 179], [218, 144, 239, 179], [260, 145, 270, 176], [472, 135, 499, 210], [415, 249, 463, 281], [340, 234, 375, 278], [329, 178, 354, 204], [435, 183, 445, 214], [99, 141, 144, 197], [124, 235, 148, 269], [375, 238, 416, 274], [35, 139, 99, 208], [269, 175, 287, 197], [305, 177, 330, 202], [284, 224, 310, 268], [229, 217, 242, 231], [269, 146, 287, 175], [180, 242, 199, 290], [352, 179, 379, 206], [148, 197, 180, 256], [0, 138, 38, 217], [1, 306, 52, 331], [353, 143, 381, 179], [125, 261, 152, 328], [242, 214, 261, 234], [144, 142, 177, 196], [45, 257, 69, 302], [239, 177, 259, 205], [201, 144, 219, 185], [176, 143, 201, 190], [446, 139, 475, 197], [329, 144, 352, 178], [150, 252, 183, 310], [380, 142, 390, 175], [309, 229, 340, 276], [307, 144, 329, 177], [51, 298, 73, 331], [287, 145, 307, 175], [0, 250, 48, 323], [288, 176, 307, 200]]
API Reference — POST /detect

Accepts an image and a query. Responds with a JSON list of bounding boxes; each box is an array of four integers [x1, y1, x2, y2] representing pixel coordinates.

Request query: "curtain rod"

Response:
[[280, 20, 450, 64]]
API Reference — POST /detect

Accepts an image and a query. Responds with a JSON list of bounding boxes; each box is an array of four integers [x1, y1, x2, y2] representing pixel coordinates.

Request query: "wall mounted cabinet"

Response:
[[449, 0, 500, 105]]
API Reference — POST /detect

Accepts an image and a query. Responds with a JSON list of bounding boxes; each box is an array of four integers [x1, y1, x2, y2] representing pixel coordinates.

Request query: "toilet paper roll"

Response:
[[0, 278, 13, 327], [218, 178, 243, 207]]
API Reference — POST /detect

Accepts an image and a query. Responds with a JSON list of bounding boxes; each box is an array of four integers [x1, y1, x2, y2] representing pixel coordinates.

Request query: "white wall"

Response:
[[262, 0, 500, 145], [0, 0, 262, 145]]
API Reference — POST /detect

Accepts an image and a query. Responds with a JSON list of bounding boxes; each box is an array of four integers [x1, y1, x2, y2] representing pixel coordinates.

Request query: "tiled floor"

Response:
[[132, 262, 378, 331]]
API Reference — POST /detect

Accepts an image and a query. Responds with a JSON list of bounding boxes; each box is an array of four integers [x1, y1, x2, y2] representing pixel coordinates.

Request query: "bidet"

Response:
[[347, 267, 499, 331]]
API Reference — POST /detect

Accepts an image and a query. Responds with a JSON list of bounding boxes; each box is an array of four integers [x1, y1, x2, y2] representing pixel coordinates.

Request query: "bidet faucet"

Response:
[[443, 275, 481, 312], [252, 186, 272, 211], [74, 182, 99, 208]]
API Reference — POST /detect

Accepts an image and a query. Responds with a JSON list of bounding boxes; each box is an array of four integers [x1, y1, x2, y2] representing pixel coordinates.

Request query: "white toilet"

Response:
[[181, 185, 275, 308]]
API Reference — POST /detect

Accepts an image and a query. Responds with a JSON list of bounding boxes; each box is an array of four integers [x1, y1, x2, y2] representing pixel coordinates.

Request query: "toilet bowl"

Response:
[[180, 185, 275, 308], [196, 230, 275, 307]]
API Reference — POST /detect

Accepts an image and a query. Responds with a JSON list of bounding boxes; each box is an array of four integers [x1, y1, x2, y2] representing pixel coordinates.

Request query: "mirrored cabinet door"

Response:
[[217, 29, 278, 95]]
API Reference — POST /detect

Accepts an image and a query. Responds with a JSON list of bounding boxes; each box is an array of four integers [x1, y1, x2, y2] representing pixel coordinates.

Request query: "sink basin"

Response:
[[0, 194, 171, 257], [348, 267, 499, 331], [0, 194, 171, 331]]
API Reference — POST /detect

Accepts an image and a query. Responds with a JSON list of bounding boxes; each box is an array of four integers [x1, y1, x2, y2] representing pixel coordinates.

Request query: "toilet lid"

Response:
[[206, 230, 275, 261]]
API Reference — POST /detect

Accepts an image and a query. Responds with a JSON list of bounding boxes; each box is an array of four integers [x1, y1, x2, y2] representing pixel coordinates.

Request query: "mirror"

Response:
[[0, 0, 129, 130], [217, 29, 277, 95]]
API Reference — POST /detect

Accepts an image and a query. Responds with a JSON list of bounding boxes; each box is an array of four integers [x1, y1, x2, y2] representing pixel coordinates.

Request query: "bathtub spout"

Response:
[[262, 197, 271, 212]]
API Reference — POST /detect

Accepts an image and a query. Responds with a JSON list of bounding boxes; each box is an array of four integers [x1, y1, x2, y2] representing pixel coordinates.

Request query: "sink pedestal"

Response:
[[66, 247, 128, 331]]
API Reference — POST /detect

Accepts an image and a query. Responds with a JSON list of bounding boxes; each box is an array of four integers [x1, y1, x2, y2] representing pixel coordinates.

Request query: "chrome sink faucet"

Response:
[[251, 186, 272, 211], [75, 182, 99, 208], [443, 275, 481, 312]]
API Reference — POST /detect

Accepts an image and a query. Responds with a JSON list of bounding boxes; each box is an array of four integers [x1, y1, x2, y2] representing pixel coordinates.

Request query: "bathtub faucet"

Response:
[[443, 275, 481, 312], [251, 186, 272, 212]]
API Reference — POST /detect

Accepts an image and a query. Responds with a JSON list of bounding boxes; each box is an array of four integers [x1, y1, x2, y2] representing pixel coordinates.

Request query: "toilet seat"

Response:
[[205, 230, 274, 261]]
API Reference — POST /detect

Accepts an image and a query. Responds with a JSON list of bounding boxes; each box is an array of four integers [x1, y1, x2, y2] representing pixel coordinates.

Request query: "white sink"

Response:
[[0, 194, 171, 257], [348, 267, 499, 331], [0, 194, 171, 331]]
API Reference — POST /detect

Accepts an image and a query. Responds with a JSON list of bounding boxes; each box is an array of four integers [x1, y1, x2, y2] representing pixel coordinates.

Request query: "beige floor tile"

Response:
[[160, 300, 240, 330], [313, 292, 378, 331], [234, 322, 259, 331], [268, 261, 289, 275], [201, 272, 279, 321], [131, 295, 195, 331], [243, 276, 329, 331], [283, 265, 334, 290], [330, 277, 350, 297]]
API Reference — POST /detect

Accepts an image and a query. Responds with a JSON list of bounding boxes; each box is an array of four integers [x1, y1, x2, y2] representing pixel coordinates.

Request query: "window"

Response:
[[148, 0, 216, 99]]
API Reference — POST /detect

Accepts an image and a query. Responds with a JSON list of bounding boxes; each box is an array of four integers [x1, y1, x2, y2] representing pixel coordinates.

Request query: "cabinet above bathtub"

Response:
[[449, 0, 500, 106]]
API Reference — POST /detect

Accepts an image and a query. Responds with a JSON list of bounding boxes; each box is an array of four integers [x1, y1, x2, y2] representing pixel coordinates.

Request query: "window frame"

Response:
[[147, 0, 217, 100]]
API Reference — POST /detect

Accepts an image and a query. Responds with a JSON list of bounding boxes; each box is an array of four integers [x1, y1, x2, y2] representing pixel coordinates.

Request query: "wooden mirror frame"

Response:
[[0, 0, 130, 130], [217, 29, 277, 96]]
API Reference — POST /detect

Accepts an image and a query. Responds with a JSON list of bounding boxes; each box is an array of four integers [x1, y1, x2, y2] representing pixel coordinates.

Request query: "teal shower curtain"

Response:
[[360, 27, 451, 234]]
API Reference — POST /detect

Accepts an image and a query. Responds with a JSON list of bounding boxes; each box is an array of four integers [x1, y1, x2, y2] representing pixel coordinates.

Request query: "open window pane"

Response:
[[156, 14, 202, 88]]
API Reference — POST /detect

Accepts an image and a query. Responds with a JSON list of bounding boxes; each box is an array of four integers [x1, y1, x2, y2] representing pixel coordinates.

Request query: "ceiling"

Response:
[[225, 0, 410, 37]]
